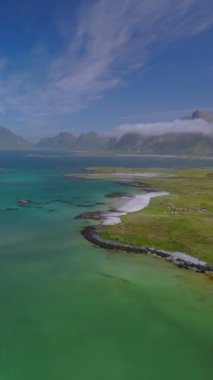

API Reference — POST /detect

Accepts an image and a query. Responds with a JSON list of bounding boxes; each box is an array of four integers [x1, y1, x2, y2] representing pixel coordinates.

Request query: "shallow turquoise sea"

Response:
[[0, 152, 212, 380]]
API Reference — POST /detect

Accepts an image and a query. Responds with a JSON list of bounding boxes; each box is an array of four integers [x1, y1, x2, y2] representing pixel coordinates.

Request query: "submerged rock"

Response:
[[76, 202, 105, 208], [4, 207, 19, 211], [17, 199, 32, 206], [75, 211, 103, 220], [105, 192, 134, 198], [52, 198, 72, 205]]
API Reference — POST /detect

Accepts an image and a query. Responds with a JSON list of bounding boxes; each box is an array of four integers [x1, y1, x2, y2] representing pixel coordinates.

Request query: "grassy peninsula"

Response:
[[98, 168, 213, 264]]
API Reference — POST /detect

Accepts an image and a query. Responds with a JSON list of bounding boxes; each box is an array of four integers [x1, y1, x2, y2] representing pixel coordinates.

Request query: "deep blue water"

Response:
[[0, 150, 213, 172]]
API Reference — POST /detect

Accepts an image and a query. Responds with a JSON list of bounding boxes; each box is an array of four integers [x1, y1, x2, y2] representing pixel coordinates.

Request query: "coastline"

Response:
[[79, 186, 213, 275], [82, 226, 213, 274]]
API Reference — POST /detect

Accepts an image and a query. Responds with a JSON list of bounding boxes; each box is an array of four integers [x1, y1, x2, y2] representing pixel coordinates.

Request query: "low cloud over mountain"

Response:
[[114, 113, 213, 137]]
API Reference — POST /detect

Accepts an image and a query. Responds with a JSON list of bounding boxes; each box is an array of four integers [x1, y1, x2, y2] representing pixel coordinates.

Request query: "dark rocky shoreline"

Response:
[[82, 226, 213, 275]]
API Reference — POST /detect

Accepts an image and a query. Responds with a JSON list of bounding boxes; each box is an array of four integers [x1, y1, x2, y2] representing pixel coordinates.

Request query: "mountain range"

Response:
[[0, 110, 212, 156]]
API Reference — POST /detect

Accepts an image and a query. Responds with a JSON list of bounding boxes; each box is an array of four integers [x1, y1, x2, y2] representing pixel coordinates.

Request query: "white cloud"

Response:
[[0, 0, 213, 131], [114, 119, 213, 136]]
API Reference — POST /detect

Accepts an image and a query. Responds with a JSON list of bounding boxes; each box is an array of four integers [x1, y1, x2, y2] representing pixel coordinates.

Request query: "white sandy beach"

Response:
[[102, 191, 168, 226]]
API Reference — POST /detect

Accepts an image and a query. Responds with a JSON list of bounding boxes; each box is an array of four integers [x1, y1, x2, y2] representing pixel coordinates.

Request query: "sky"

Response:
[[0, 0, 213, 141]]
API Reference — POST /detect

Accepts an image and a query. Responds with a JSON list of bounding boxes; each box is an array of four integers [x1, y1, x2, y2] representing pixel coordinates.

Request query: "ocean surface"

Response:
[[0, 151, 212, 380]]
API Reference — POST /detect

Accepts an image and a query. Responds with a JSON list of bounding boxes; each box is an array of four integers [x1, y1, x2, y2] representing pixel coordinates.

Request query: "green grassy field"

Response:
[[101, 169, 213, 264]]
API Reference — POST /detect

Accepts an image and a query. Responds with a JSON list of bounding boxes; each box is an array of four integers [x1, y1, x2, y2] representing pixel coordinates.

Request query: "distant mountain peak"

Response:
[[37, 131, 77, 149], [0, 125, 32, 150], [186, 109, 213, 123]]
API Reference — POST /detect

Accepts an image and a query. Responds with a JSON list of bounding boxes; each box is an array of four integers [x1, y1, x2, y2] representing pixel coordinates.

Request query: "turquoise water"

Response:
[[0, 152, 212, 380]]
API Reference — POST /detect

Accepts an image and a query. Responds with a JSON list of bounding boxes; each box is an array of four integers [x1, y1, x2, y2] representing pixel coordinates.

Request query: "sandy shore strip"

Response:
[[102, 191, 168, 225]]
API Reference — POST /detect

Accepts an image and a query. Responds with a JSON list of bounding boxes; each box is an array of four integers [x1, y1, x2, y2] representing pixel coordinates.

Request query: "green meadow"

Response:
[[101, 169, 213, 264]]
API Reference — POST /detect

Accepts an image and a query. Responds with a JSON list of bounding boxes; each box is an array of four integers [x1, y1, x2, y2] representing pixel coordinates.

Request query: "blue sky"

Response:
[[0, 0, 213, 141]]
